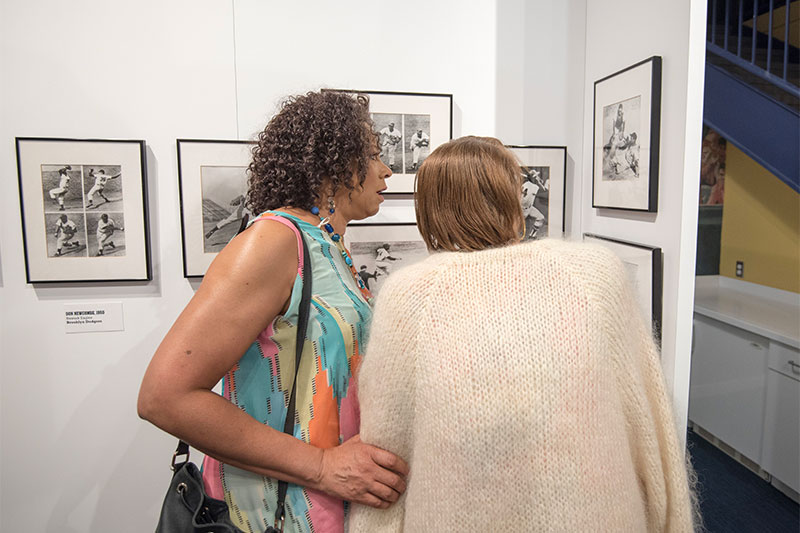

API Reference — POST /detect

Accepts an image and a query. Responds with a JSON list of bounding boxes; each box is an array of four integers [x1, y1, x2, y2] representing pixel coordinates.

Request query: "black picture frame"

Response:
[[583, 233, 663, 338], [15, 137, 151, 283], [592, 56, 662, 212], [325, 89, 454, 194], [506, 145, 567, 240], [176, 139, 255, 278]]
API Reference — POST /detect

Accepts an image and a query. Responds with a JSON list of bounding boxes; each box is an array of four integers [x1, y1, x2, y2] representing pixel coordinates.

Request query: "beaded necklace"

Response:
[[311, 205, 372, 300]]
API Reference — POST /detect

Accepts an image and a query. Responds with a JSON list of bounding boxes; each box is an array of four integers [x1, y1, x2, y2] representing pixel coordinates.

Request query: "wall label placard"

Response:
[[64, 302, 124, 333]]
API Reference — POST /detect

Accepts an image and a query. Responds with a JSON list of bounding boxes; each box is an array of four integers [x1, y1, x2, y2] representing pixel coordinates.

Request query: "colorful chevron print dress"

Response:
[[202, 211, 372, 533]]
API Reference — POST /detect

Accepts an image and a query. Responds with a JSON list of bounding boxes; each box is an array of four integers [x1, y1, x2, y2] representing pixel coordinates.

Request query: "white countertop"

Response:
[[694, 276, 800, 348]]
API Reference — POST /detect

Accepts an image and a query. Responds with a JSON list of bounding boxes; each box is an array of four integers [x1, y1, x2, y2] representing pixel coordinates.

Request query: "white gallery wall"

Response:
[[0, 1, 502, 530], [0, 3, 240, 531], [232, 1, 499, 139], [0, 0, 704, 530], [579, 0, 707, 435]]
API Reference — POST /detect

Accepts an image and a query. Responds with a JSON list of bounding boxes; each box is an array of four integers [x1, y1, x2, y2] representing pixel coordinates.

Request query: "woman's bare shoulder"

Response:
[[200, 216, 300, 300]]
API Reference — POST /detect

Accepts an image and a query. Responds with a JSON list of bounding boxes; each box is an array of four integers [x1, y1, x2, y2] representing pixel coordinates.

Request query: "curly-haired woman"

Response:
[[138, 90, 405, 533]]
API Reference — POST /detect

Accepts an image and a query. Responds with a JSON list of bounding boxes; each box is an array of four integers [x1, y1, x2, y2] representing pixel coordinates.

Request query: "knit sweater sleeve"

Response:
[[567, 244, 695, 532], [348, 262, 429, 533]]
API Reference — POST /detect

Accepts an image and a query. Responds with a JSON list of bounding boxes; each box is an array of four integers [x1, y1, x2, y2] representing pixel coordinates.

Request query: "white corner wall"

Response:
[[497, 0, 588, 235], [577, 0, 707, 437], [521, 0, 588, 236]]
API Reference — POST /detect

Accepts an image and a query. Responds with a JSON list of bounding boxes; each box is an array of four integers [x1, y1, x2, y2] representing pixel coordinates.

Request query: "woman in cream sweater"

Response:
[[350, 137, 697, 532]]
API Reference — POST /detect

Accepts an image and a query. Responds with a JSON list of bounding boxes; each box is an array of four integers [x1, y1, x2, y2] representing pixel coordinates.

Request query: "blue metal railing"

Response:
[[707, 0, 799, 97], [705, 62, 799, 191]]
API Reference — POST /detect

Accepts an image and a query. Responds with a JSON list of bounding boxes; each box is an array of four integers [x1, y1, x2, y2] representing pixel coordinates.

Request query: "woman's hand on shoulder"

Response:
[[313, 435, 409, 508]]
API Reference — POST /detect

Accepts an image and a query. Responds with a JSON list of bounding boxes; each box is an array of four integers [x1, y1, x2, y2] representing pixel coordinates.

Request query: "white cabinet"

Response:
[[692, 276, 799, 499], [761, 342, 800, 493], [689, 314, 768, 463]]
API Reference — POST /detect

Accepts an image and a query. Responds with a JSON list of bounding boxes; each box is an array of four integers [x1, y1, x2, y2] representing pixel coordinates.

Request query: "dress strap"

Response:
[[250, 213, 305, 277]]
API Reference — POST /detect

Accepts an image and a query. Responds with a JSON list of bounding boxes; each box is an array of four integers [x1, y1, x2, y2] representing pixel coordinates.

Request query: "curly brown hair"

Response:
[[247, 91, 377, 214]]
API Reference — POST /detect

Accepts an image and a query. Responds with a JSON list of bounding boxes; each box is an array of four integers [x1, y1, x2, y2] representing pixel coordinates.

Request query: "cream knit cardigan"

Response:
[[349, 239, 695, 532]]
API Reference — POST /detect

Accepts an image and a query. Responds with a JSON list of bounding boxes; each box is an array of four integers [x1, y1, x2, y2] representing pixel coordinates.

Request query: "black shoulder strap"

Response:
[[281, 217, 312, 437], [274, 217, 312, 529]]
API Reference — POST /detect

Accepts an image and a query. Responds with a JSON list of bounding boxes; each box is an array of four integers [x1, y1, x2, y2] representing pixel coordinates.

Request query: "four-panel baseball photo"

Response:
[[41, 164, 125, 258]]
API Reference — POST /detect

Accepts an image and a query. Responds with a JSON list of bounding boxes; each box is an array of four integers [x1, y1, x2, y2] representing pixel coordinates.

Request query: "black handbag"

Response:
[[155, 217, 312, 533], [155, 440, 243, 533]]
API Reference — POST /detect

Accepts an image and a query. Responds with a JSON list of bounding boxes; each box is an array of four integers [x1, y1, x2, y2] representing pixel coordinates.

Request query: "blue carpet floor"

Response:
[[687, 429, 799, 532]]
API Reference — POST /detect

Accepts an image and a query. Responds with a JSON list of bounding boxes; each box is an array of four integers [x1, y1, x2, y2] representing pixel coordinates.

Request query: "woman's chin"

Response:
[[350, 212, 375, 223], [365, 206, 382, 220]]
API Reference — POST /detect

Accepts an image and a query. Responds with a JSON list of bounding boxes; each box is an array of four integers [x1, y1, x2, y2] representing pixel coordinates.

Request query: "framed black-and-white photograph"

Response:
[[507, 146, 567, 240], [328, 89, 453, 194], [177, 139, 255, 277], [345, 223, 428, 296], [583, 233, 663, 337], [592, 56, 662, 212], [15, 137, 150, 283]]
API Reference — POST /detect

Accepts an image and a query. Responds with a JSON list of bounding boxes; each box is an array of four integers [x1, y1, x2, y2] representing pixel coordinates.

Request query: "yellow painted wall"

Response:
[[745, 0, 800, 48], [719, 144, 800, 292]]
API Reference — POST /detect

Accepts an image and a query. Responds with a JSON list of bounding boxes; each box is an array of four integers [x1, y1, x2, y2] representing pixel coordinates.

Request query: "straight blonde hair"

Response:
[[415, 136, 523, 252]]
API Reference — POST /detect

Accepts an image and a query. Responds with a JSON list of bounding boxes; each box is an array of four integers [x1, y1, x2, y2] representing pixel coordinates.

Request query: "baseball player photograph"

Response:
[[84, 165, 123, 210], [41, 164, 83, 212], [357, 265, 378, 291], [87, 212, 125, 257], [521, 166, 550, 240], [404, 114, 431, 172], [373, 113, 403, 172], [45, 212, 87, 257], [204, 194, 250, 242], [349, 239, 428, 296], [601, 96, 641, 181], [200, 165, 249, 253]]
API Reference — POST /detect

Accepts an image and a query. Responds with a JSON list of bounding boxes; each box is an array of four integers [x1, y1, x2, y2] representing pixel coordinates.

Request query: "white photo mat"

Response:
[[329, 90, 453, 194], [507, 145, 567, 239], [352, 196, 416, 225], [16, 137, 150, 282], [583, 233, 663, 337], [345, 223, 425, 250], [177, 139, 255, 277], [592, 56, 661, 212]]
